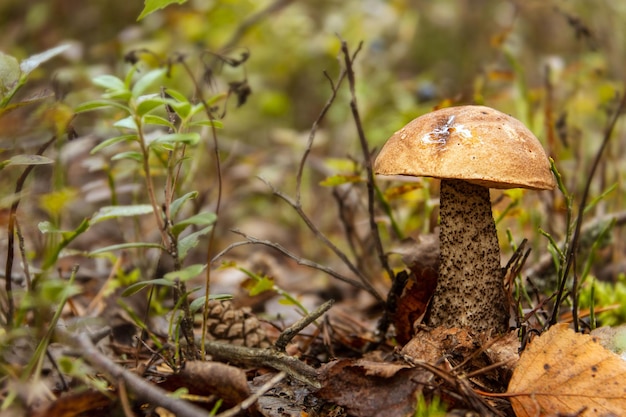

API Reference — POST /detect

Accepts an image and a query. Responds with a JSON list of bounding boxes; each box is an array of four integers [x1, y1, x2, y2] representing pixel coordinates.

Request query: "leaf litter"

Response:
[[507, 323, 626, 417]]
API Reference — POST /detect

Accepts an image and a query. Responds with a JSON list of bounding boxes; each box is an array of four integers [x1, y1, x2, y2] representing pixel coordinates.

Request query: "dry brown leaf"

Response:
[[507, 323, 626, 416], [317, 358, 433, 417], [159, 360, 256, 414]]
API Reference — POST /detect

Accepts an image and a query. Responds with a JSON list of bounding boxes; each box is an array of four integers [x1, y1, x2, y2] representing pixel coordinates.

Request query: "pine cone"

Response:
[[205, 300, 271, 348]]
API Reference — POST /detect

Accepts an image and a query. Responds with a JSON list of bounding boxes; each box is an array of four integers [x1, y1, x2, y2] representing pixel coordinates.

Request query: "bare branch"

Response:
[[215, 371, 287, 417], [55, 327, 207, 417], [340, 39, 395, 284], [275, 299, 335, 351], [296, 68, 346, 202], [225, 229, 375, 294], [258, 178, 383, 301]]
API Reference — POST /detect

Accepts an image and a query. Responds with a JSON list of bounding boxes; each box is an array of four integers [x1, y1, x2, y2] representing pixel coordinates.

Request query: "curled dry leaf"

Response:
[[387, 234, 439, 344], [507, 323, 626, 417], [160, 361, 256, 414], [317, 358, 433, 417]]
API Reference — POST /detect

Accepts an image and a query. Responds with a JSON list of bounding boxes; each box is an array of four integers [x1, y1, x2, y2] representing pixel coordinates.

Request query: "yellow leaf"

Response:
[[507, 323, 626, 416]]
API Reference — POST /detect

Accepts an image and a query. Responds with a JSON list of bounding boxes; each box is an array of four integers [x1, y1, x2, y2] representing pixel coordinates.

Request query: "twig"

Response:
[[260, 178, 383, 302], [549, 89, 626, 330], [340, 39, 396, 286], [15, 219, 32, 290], [296, 70, 346, 202], [54, 327, 208, 417], [4, 135, 57, 327], [215, 371, 286, 417], [275, 299, 335, 351], [256, 42, 385, 302], [201, 340, 320, 388], [223, 229, 375, 294]]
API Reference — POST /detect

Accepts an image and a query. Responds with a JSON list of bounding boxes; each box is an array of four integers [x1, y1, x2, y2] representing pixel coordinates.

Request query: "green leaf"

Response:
[[132, 68, 166, 98], [121, 278, 175, 297], [89, 242, 164, 256], [38, 221, 62, 234], [111, 151, 143, 162], [164, 88, 187, 102], [40, 218, 91, 270], [188, 119, 224, 129], [189, 294, 232, 312], [1, 155, 54, 171], [91, 204, 154, 224], [178, 224, 213, 260], [168, 100, 191, 119], [135, 94, 165, 115], [149, 132, 200, 147], [113, 116, 139, 131], [163, 263, 206, 282], [0, 51, 21, 97], [170, 191, 198, 218], [248, 276, 274, 296], [138, 0, 188, 21], [75, 99, 130, 113], [93, 74, 127, 92], [38, 221, 84, 241], [93, 73, 132, 101], [143, 114, 175, 129], [90, 134, 138, 154], [171, 211, 216, 237], [19, 44, 71, 76]]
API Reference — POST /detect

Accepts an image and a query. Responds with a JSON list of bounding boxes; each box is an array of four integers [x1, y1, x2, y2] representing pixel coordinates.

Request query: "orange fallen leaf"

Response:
[[507, 323, 626, 417]]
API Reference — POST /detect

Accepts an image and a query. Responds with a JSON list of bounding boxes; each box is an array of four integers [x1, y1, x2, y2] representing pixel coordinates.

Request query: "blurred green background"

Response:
[[1, 0, 625, 316]]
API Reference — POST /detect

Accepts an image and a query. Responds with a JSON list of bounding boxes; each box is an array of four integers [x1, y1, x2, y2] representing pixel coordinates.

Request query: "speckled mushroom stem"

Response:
[[426, 179, 509, 333]]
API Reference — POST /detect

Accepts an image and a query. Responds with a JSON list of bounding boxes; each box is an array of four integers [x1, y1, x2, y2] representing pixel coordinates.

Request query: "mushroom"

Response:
[[374, 105, 555, 333]]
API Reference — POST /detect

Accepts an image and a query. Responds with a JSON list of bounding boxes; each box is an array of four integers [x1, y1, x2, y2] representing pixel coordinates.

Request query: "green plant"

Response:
[[414, 392, 447, 417], [74, 62, 226, 354]]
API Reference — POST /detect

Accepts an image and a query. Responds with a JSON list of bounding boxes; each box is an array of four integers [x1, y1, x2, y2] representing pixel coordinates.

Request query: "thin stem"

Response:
[[549, 88, 626, 329], [4, 135, 57, 327], [261, 178, 383, 302], [296, 70, 345, 203], [340, 39, 395, 285]]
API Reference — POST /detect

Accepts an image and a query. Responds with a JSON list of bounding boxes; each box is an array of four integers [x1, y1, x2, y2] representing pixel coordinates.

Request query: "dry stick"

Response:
[[55, 327, 208, 417], [4, 135, 57, 327], [331, 187, 362, 264], [275, 298, 335, 351], [295, 69, 344, 202], [219, 230, 373, 293], [14, 219, 33, 290], [215, 371, 286, 417], [271, 54, 383, 302], [549, 89, 626, 330], [340, 39, 395, 287], [201, 341, 320, 388], [261, 179, 383, 302]]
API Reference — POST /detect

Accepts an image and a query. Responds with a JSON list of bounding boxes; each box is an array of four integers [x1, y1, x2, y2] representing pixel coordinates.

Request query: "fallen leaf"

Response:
[[159, 361, 256, 414], [31, 390, 112, 417], [388, 235, 439, 344], [507, 323, 626, 416], [317, 358, 433, 417]]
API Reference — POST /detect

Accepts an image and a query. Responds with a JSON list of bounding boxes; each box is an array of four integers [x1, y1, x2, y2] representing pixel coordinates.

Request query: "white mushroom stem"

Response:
[[426, 179, 509, 333]]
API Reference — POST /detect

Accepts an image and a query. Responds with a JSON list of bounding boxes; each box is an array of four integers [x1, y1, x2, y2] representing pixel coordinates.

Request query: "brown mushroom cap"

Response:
[[374, 105, 556, 190]]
